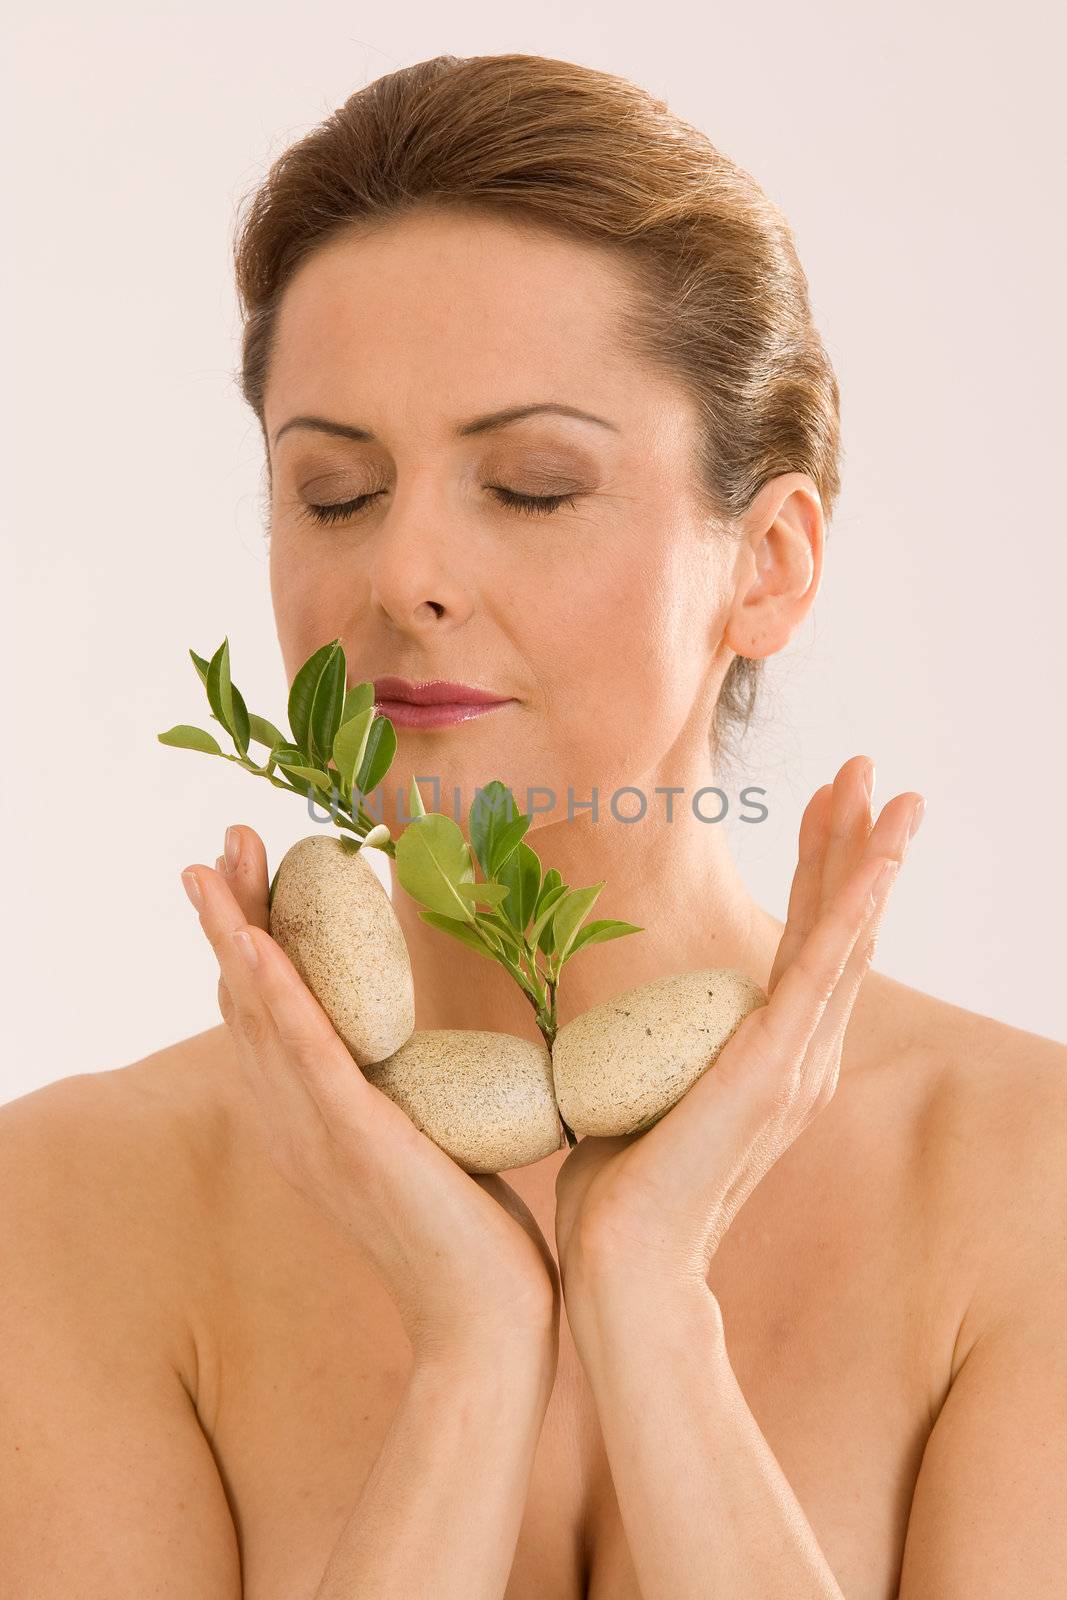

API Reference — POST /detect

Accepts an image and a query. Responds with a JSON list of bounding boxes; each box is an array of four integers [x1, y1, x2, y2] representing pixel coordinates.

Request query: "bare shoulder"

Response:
[[857, 970, 1067, 1358], [858, 968, 1067, 1179], [0, 1028, 247, 1594], [866, 970, 1067, 1149], [0, 1021, 239, 1206], [0, 1024, 240, 1392]]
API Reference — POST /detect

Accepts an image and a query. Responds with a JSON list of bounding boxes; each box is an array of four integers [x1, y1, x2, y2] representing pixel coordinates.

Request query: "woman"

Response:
[[2, 52, 1064, 1600]]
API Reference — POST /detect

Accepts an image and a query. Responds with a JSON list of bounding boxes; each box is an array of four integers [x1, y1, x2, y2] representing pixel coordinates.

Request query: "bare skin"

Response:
[[3, 910, 1063, 1598], [2, 205, 1065, 1596]]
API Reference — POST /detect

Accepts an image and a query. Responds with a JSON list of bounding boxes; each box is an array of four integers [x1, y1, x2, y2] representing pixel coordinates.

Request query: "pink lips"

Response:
[[372, 676, 516, 729]]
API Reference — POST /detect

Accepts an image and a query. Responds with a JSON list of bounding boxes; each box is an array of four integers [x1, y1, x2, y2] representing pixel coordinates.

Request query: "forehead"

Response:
[[263, 206, 687, 448]]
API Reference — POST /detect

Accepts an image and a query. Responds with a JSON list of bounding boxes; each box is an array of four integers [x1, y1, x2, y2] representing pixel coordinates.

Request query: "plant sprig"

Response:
[[158, 637, 645, 1142], [394, 780, 642, 1050], [158, 636, 396, 853]]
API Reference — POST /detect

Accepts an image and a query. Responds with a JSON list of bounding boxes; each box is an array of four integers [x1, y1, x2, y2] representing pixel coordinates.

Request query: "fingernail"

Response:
[[224, 827, 241, 874], [232, 929, 258, 969], [906, 797, 926, 844], [181, 869, 202, 908], [863, 761, 876, 802]]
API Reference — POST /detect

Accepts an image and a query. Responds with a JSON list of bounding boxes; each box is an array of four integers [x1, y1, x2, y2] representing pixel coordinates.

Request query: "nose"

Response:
[[365, 484, 477, 635]]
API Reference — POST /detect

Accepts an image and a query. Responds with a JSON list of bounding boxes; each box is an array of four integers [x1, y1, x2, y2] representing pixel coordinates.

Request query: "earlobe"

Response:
[[722, 475, 823, 661]]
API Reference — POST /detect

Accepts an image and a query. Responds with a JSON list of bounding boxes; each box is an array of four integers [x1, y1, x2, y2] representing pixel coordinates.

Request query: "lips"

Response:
[[370, 676, 517, 731], [372, 676, 511, 707]]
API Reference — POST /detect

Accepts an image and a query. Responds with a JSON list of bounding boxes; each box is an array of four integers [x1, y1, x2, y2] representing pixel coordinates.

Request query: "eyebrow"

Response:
[[271, 402, 620, 448]]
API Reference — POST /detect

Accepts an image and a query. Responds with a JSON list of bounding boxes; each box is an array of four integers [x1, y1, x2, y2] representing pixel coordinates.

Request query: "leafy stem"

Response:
[[158, 636, 398, 857]]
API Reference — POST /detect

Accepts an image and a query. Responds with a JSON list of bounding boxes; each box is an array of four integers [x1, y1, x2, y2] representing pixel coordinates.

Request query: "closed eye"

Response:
[[488, 487, 582, 517], [301, 486, 582, 527]]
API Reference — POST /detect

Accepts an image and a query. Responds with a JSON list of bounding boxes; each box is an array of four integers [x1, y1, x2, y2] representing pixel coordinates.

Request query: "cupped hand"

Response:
[[552, 754, 925, 1306], [181, 824, 560, 1367]]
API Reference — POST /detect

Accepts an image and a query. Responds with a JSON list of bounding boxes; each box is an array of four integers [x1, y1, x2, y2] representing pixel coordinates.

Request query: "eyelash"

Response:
[[301, 486, 581, 527]]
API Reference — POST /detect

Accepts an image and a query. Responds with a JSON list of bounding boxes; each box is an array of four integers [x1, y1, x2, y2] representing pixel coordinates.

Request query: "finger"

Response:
[[754, 791, 923, 1112], [184, 863, 330, 1139], [805, 793, 925, 1075], [767, 759, 888, 1000], [766, 784, 834, 997], [743, 848, 894, 1098], [816, 755, 875, 923], [799, 860, 901, 1116], [231, 917, 382, 1137], [214, 823, 270, 933]]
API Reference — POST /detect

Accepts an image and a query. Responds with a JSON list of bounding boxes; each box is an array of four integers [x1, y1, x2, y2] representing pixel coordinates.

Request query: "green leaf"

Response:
[[476, 909, 527, 956], [275, 761, 335, 795], [189, 648, 211, 686], [355, 716, 397, 797], [287, 638, 341, 753], [495, 840, 542, 934], [333, 707, 374, 799], [157, 724, 223, 755], [549, 883, 604, 964], [418, 910, 503, 960], [230, 683, 251, 758], [407, 775, 427, 818], [453, 879, 512, 909], [469, 782, 526, 877], [270, 742, 319, 789], [248, 712, 286, 749], [562, 918, 644, 960], [486, 813, 531, 876], [394, 813, 477, 920], [309, 641, 346, 768], [205, 638, 251, 758], [527, 881, 569, 950], [341, 681, 375, 724], [536, 870, 566, 956], [534, 867, 563, 917], [270, 741, 309, 767]]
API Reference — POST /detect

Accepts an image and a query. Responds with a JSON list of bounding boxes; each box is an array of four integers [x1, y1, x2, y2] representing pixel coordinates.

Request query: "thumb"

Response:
[[214, 824, 271, 934]]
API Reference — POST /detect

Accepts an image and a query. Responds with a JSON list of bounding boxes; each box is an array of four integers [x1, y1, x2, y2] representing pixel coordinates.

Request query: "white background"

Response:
[[4, 1, 1065, 1105]]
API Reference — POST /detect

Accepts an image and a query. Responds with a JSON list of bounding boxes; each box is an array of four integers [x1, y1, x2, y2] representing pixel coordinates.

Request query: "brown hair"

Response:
[[232, 52, 841, 765]]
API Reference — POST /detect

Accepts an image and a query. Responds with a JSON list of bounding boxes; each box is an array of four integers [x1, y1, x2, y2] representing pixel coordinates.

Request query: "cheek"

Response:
[[268, 534, 352, 683], [548, 545, 687, 692], [536, 548, 698, 761]]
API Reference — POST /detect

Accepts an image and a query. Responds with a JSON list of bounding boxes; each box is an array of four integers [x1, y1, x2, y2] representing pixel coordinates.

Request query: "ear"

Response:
[[723, 473, 824, 661]]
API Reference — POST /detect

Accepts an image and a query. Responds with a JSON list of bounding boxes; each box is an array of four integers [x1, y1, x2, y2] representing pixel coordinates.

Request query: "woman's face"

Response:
[[263, 205, 740, 831]]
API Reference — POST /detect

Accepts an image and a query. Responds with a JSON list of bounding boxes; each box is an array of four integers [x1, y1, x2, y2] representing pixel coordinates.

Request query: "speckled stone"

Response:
[[269, 834, 415, 1068], [551, 967, 768, 1138], [363, 1029, 567, 1175]]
